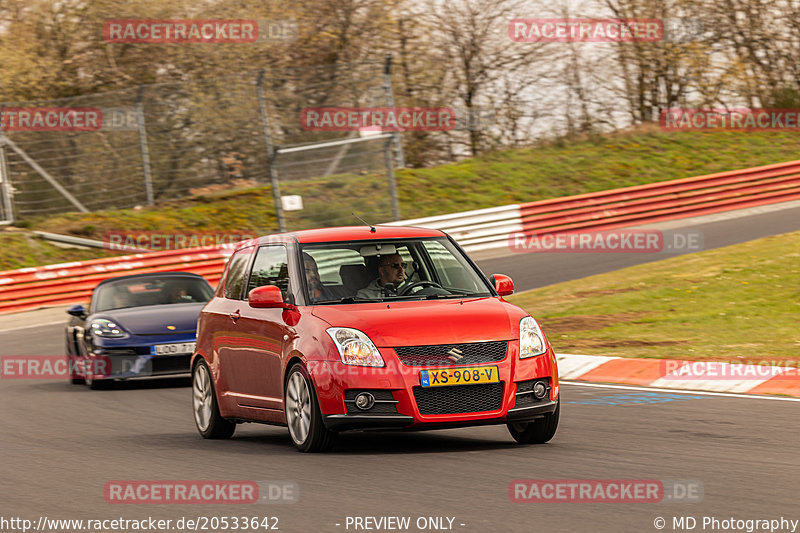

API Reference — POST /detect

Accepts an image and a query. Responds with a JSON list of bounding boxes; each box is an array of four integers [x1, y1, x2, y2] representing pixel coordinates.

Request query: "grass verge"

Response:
[[507, 230, 800, 361]]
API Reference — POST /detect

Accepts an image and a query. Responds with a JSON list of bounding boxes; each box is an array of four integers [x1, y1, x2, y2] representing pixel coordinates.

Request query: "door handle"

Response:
[[229, 309, 241, 323]]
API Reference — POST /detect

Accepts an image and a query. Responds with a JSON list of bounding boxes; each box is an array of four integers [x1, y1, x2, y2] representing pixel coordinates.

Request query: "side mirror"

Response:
[[67, 304, 87, 318], [248, 285, 289, 308], [490, 274, 514, 297]]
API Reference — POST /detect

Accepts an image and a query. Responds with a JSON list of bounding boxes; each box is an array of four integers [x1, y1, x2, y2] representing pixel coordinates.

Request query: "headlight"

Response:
[[90, 319, 129, 338], [519, 316, 546, 358], [326, 328, 385, 367]]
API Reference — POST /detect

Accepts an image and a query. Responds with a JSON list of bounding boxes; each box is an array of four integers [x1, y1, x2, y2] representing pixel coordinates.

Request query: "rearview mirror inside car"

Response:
[[359, 243, 397, 257]]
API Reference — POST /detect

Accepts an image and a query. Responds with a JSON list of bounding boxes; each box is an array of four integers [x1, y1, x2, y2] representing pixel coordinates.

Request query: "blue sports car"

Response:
[[64, 272, 213, 389]]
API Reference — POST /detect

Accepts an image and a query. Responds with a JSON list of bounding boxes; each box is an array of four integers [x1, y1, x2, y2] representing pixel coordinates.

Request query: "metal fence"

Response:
[[0, 58, 404, 231]]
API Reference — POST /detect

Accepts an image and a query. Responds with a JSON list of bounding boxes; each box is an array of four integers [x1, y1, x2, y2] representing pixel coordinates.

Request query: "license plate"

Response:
[[151, 342, 196, 356], [420, 365, 499, 388]]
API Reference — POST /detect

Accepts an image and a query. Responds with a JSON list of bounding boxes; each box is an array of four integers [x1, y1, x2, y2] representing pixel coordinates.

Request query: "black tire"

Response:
[[284, 363, 336, 453], [65, 339, 84, 385], [507, 398, 560, 444], [85, 368, 108, 390], [192, 359, 236, 439]]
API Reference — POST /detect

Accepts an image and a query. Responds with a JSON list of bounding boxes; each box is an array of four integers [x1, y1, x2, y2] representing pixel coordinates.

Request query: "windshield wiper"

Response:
[[425, 293, 491, 299], [314, 296, 384, 304]]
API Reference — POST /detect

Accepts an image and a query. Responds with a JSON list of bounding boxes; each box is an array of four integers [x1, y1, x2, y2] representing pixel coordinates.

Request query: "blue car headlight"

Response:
[[90, 319, 129, 339]]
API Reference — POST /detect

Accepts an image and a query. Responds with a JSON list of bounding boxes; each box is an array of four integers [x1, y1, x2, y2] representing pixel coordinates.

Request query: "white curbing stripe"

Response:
[[556, 353, 619, 380], [649, 362, 794, 393], [556, 353, 797, 396]]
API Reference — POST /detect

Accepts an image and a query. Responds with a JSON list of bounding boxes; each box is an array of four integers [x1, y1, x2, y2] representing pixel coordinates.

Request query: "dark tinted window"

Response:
[[94, 276, 214, 311], [224, 248, 253, 299], [247, 246, 290, 300]]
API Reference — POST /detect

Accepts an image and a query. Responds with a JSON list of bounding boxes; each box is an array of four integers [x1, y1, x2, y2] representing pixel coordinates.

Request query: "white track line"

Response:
[[0, 320, 63, 334], [561, 380, 800, 402]]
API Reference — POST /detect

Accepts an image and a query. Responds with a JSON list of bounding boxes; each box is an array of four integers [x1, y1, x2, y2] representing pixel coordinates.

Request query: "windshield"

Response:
[[300, 237, 492, 304], [94, 276, 214, 312]]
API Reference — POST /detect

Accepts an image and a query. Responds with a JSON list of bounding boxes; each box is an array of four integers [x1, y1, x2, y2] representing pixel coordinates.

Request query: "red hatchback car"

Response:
[[191, 226, 559, 452]]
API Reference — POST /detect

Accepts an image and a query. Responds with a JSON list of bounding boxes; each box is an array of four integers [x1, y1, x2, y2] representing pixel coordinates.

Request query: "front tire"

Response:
[[284, 363, 336, 452], [192, 359, 236, 439], [66, 340, 84, 385], [507, 398, 560, 444], [84, 364, 107, 390]]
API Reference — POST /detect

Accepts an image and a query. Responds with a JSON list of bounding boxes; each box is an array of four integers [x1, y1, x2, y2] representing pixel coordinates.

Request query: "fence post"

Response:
[[136, 85, 155, 206], [383, 53, 405, 169], [0, 138, 15, 224], [256, 70, 286, 233], [384, 137, 401, 221]]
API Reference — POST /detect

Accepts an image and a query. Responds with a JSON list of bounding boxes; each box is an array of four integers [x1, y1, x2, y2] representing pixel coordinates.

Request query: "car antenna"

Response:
[[352, 213, 376, 233]]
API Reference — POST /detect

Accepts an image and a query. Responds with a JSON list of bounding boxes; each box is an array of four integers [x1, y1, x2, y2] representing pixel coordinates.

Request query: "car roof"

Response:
[[94, 271, 207, 287], [239, 225, 446, 247]]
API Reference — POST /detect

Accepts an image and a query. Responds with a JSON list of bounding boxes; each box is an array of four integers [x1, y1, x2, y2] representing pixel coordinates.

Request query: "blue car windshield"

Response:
[[94, 277, 214, 311]]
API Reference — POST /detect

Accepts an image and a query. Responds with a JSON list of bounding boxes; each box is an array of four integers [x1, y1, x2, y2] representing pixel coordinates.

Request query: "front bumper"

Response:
[[74, 346, 193, 381], [323, 399, 558, 432], [312, 343, 559, 432]]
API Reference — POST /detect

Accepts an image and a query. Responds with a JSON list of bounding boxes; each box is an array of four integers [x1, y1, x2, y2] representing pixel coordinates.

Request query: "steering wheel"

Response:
[[398, 280, 443, 296]]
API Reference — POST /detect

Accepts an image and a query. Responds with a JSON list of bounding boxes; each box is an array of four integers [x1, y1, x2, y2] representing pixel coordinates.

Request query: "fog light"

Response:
[[354, 392, 375, 411], [533, 381, 548, 399]]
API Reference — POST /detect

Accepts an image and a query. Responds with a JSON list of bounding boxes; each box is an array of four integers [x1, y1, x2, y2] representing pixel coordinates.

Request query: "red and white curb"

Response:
[[557, 353, 800, 398]]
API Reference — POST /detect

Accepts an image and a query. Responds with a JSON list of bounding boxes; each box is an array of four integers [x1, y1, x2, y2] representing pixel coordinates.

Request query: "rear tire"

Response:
[[507, 398, 560, 444], [284, 363, 336, 452], [192, 359, 236, 439]]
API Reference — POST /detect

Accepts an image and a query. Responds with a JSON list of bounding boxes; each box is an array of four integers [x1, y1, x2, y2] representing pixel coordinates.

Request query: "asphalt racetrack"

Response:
[[1, 204, 799, 532]]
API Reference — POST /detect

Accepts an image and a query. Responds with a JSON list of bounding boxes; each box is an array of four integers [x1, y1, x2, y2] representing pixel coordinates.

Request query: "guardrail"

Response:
[[0, 248, 234, 314], [393, 159, 800, 252], [2, 159, 800, 314]]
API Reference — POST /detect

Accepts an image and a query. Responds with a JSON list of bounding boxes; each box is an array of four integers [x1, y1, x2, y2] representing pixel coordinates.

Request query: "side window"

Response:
[[422, 240, 480, 291], [247, 246, 289, 300], [224, 248, 253, 299]]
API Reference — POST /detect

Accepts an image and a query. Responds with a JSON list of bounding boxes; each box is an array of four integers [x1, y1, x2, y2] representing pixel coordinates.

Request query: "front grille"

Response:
[[413, 383, 503, 415], [395, 341, 508, 367], [151, 355, 191, 375]]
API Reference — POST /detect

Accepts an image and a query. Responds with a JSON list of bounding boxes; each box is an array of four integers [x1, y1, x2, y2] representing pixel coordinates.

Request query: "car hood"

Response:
[[92, 303, 204, 335], [311, 297, 524, 347]]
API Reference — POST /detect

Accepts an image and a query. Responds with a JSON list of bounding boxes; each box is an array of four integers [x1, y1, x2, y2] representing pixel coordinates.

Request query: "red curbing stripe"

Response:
[[574, 357, 685, 385], [746, 375, 800, 397]]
